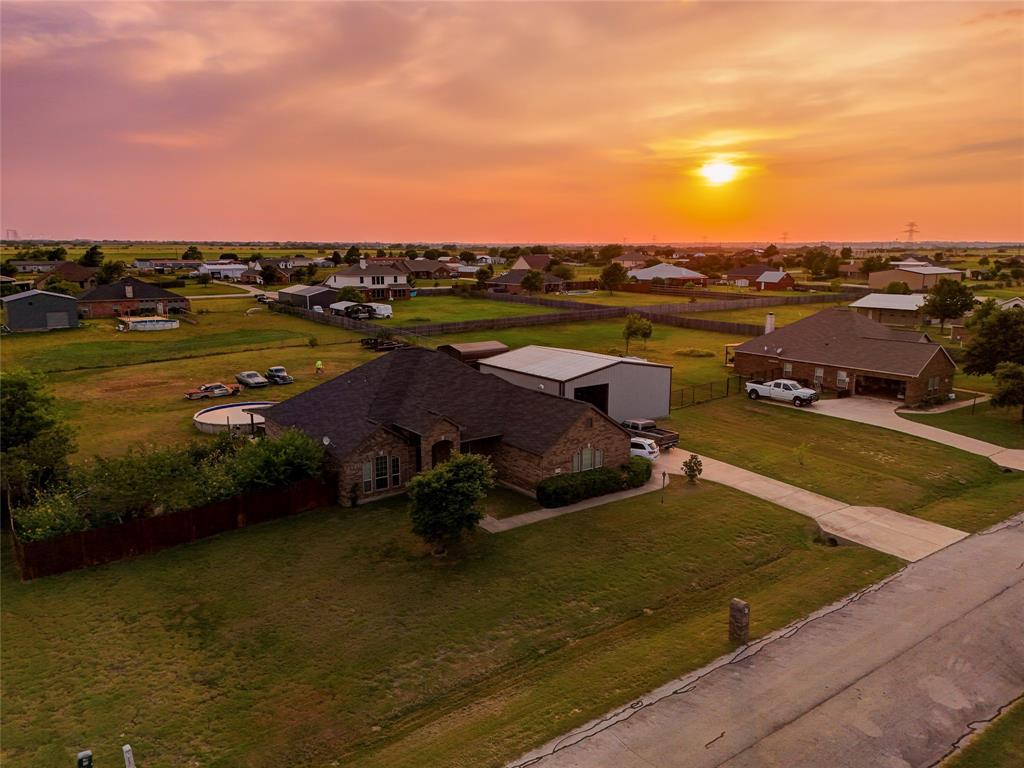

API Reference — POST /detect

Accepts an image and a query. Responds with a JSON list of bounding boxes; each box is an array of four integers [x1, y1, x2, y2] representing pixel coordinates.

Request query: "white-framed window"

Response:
[[359, 276, 364, 284], [375, 455, 389, 490], [927, 376, 938, 392], [361, 462, 372, 493], [783, 362, 793, 376], [390, 456, 401, 487], [837, 370, 849, 389], [572, 446, 604, 473], [814, 367, 824, 387], [372, 275, 385, 285]]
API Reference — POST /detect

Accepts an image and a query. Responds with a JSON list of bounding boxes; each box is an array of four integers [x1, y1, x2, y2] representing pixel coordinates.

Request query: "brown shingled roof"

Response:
[[734, 307, 955, 377]]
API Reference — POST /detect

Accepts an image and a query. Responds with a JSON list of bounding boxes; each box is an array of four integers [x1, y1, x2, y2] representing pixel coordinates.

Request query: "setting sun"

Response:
[[699, 161, 739, 185]]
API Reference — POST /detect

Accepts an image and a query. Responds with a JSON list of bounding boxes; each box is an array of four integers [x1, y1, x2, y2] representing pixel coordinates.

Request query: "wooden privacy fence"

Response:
[[11, 476, 337, 580], [671, 375, 751, 409], [644, 315, 765, 336]]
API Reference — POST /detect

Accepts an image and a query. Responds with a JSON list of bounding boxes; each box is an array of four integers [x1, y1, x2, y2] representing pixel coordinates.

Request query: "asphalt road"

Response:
[[513, 514, 1024, 768]]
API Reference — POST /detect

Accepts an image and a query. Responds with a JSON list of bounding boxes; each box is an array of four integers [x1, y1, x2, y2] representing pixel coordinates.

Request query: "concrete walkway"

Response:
[[806, 397, 1024, 471], [655, 452, 966, 562], [511, 515, 1024, 768], [480, 473, 664, 533]]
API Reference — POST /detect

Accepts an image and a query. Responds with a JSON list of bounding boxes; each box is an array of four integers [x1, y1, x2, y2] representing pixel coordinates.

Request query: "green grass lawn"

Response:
[[944, 698, 1024, 768], [556, 291, 715, 307], [482, 487, 538, 518], [166, 282, 249, 297], [373, 295, 557, 326], [1, 481, 898, 768], [900, 400, 1024, 449], [667, 395, 1024, 532], [680, 301, 848, 326]]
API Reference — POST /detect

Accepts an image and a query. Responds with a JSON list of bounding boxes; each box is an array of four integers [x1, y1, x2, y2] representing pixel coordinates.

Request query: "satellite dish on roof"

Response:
[[322, 436, 331, 446]]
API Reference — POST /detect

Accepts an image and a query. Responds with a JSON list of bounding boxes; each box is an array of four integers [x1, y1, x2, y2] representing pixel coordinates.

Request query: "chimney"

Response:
[[765, 312, 775, 334], [359, 258, 367, 270], [125, 283, 134, 299]]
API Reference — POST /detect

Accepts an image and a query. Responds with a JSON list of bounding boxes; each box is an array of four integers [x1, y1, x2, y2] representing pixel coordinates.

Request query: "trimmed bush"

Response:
[[622, 456, 653, 488], [536, 467, 626, 508]]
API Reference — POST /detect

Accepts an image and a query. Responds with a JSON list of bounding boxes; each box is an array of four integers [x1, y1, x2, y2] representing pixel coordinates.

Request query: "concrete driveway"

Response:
[[807, 397, 1024, 471], [655, 453, 966, 562], [511, 515, 1024, 768]]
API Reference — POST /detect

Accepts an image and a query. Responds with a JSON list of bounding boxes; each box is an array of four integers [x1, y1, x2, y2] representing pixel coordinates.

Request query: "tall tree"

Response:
[[96, 261, 126, 285], [336, 286, 364, 303], [520, 269, 545, 294], [407, 453, 495, 555], [344, 245, 361, 264], [182, 245, 203, 260], [596, 244, 624, 264], [921, 279, 975, 330], [990, 362, 1024, 422], [622, 313, 651, 354], [78, 244, 104, 267], [330, 250, 342, 265], [599, 262, 629, 293], [963, 307, 1024, 375]]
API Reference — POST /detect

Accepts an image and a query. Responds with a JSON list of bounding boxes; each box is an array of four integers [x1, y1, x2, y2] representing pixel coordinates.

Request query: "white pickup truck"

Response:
[[745, 379, 819, 407]]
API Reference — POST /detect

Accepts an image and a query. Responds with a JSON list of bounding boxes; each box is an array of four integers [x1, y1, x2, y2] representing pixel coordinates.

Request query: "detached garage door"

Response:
[[45, 312, 70, 329]]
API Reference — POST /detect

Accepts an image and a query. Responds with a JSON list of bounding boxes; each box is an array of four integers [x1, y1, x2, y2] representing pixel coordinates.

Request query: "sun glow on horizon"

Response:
[[699, 160, 739, 186]]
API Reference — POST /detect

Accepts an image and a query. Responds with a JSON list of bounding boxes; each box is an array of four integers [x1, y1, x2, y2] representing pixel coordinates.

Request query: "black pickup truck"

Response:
[[620, 418, 680, 450]]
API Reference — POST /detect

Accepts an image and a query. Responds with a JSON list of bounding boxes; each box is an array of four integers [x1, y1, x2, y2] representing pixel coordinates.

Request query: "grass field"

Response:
[[667, 395, 1024, 532], [680, 301, 847, 325], [372, 295, 557, 326], [166, 282, 249, 297], [943, 698, 1024, 768], [0, 481, 899, 768], [900, 400, 1024, 449], [556, 291, 715, 307]]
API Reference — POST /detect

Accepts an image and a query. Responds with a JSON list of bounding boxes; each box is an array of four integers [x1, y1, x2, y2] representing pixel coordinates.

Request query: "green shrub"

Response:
[[536, 467, 626, 508], [13, 491, 87, 542], [622, 456, 653, 488], [675, 348, 715, 357]]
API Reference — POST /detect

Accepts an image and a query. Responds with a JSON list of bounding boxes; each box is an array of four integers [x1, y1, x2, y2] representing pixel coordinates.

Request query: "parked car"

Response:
[[745, 378, 819, 407], [184, 382, 240, 400], [265, 366, 294, 385], [344, 304, 374, 320], [313, 305, 324, 313], [629, 437, 660, 461], [620, 418, 679, 450], [366, 302, 394, 319], [255, 294, 272, 303], [235, 370, 269, 388]]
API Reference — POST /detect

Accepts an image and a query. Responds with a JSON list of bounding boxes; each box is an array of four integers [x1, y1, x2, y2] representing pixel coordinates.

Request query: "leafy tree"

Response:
[[823, 256, 840, 278], [197, 273, 212, 285], [599, 262, 629, 293], [458, 250, 477, 264], [330, 250, 342, 265], [990, 362, 1024, 422], [404, 249, 419, 259], [840, 246, 853, 259], [921, 279, 975, 330], [259, 264, 279, 284], [376, 248, 387, 259], [884, 281, 911, 294], [550, 263, 575, 281], [40, 277, 80, 296], [963, 307, 1024, 374], [407, 453, 496, 554], [0, 261, 17, 277], [622, 313, 651, 354], [46, 246, 67, 261], [182, 245, 203, 260], [979, 256, 990, 266], [862, 255, 890, 274], [78, 244, 104, 267], [764, 244, 780, 259], [529, 244, 549, 254], [344, 245, 361, 264], [96, 261, 126, 285], [337, 286, 364, 303], [520, 269, 545, 294], [475, 266, 493, 287], [596, 244, 624, 264], [682, 454, 703, 483]]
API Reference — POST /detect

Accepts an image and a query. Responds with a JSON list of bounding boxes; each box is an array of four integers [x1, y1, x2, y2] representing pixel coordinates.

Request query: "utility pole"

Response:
[[781, 231, 789, 245], [903, 221, 919, 243]]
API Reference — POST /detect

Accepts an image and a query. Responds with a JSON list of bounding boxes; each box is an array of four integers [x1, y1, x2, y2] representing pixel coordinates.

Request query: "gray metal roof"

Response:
[[0, 289, 77, 303], [479, 345, 669, 382], [849, 293, 927, 311], [627, 263, 706, 281], [278, 284, 334, 296]]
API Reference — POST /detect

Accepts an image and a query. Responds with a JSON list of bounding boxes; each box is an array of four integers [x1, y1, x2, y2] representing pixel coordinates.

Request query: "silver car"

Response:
[[235, 370, 269, 388]]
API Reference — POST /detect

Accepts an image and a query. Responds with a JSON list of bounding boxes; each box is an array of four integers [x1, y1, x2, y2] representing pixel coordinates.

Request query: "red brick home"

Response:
[[260, 347, 631, 504], [753, 271, 795, 291], [31, 262, 98, 292], [77, 277, 191, 318], [486, 269, 564, 294], [731, 308, 956, 405]]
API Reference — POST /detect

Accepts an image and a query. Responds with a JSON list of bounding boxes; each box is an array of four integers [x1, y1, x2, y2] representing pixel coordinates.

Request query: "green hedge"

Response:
[[536, 456, 653, 508]]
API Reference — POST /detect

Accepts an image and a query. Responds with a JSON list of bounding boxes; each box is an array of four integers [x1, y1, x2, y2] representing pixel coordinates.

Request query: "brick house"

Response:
[[510, 253, 553, 271], [31, 261, 98, 291], [260, 347, 631, 504], [753, 271, 795, 291], [77, 278, 191, 318], [731, 308, 956, 405], [486, 269, 564, 294]]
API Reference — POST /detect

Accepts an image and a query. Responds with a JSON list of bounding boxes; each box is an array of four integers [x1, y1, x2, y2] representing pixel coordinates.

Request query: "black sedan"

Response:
[[265, 366, 294, 385]]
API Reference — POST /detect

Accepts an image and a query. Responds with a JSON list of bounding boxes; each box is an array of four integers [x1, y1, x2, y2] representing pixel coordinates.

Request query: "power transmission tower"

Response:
[[4, 228, 19, 240], [903, 222, 919, 242], [781, 231, 789, 245]]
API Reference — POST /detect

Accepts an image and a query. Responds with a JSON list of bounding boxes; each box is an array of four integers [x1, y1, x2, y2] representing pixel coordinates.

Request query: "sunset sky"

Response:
[[2, 1, 1022, 243]]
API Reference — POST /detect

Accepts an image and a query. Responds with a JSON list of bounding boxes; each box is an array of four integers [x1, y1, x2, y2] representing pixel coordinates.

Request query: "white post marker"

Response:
[[76, 751, 93, 768], [123, 744, 136, 768]]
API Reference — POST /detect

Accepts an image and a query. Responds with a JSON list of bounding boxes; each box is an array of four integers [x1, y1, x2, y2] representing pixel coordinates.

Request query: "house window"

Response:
[[813, 367, 824, 387], [362, 462, 372, 493], [837, 370, 849, 389], [393, 276, 398, 283], [572, 446, 604, 473], [359, 276, 364, 284], [390, 456, 401, 487], [375, 455, 389, 490], [783, 362, 793, 377], [927, 376, 939, 392], [372, 275, 385, 285]]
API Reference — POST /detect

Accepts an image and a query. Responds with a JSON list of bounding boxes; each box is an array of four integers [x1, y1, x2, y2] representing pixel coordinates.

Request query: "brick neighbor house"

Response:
[[31, 261, 98, 292], [260, 347, 631, 504], [77, 277, 191, 318], [731, 307, 956, 405], [510, 252, 553, 271], [753, 271, 795, 291], [486, 269, 564, 294]]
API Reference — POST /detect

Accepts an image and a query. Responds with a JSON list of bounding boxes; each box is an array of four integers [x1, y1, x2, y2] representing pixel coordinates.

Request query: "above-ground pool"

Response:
[[193, 401, 278, 434]]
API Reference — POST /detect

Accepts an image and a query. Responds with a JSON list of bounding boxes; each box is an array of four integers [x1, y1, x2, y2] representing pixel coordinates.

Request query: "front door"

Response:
[[431, 439, 453, 467]]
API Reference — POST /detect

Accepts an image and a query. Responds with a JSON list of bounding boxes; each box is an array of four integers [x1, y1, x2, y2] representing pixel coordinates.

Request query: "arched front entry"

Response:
[[431, 439, 454, 467]]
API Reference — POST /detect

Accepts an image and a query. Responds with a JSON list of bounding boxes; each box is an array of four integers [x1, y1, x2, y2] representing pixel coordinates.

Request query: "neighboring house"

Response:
[[486, 269, 564, 294], [8, 260, 60, 274], [731, 307, 956, 405], [867, 266, 963, 291], [724, 264, 770, 285], [31, 262, 98, 292], [949, 296, 1024, 342], [275, 284, 337, 310], [510, 253, 553, 271], [395, 259, 450, 280], [612, 252, 649, 269], [839, 260, 865, 278], [0, 290, 79, 331], [889, 258, 931, 269], [627, 263, 708, 285], [753, 271, 795, 291], [77, 278, 191, 318], [260, 347, 631, 503], [322, 260, 411, 300], [134, 259, 203, 273], [849, 293, 928, 326], [239, 267, 264, 285], [197, 261, 248, 281], [997, 296, 1024, 310], [479, 345, 672, 421]]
